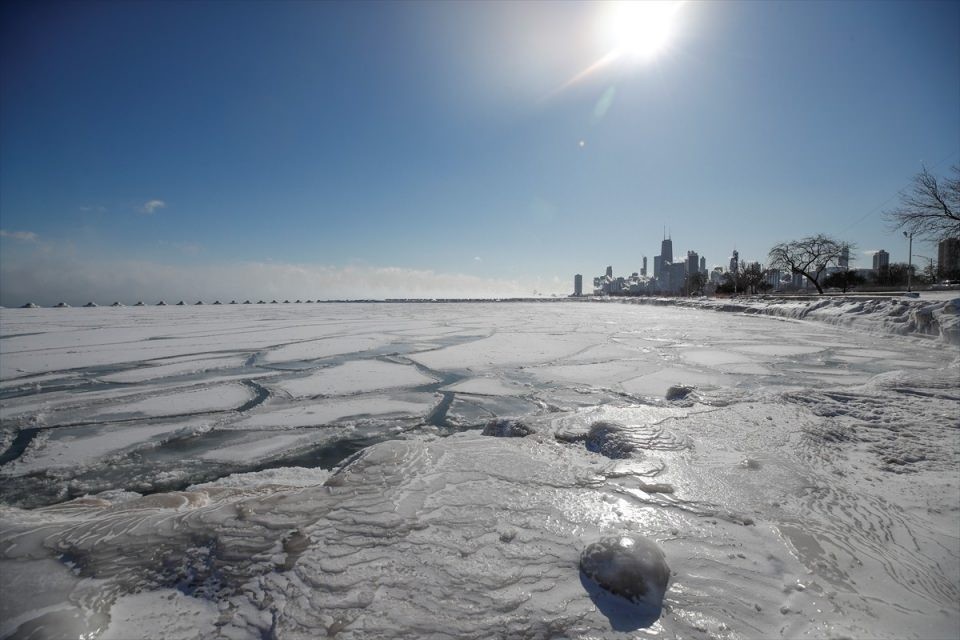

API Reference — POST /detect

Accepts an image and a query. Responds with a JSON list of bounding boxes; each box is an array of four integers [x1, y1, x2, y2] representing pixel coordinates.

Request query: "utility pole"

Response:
[[903, 231, 913, 292]]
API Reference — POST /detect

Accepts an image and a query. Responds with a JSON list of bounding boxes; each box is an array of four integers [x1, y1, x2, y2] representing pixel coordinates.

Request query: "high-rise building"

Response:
[[766, 269, 782, 289], [605, 265, 613, 278], [839, 245, 850, 269], [641, 256, 648, 277], [699, 256, 706, 274], [687, 251, 699, 276], [669, 262, 686, 293], [653, 255, 663, 280], [574, 274, 583, 297], [729, 249, 739, 274], [872, 249, 889, 271], [660, 237, 673, 264], [938, 238, 960, 278]]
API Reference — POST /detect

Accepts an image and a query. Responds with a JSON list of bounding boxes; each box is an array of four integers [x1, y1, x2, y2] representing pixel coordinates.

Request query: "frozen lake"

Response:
[[1, 302, 958, 639]]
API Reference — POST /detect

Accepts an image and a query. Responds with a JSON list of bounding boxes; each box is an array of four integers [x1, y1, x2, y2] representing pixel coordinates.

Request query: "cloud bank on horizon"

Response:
[[0, 250, 565, 306]]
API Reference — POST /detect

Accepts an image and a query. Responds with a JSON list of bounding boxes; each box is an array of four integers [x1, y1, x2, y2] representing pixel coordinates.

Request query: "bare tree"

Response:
[[685, 272, 706, 296], [823, 269, 865, 293], [885, 165, 960, 241], [875, 262, 914, 287], [739, 263, 768, 294], [767, 235, 853, 295]]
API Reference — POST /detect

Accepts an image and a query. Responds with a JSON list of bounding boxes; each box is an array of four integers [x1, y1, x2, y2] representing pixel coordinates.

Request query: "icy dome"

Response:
[[580, 535, 671, 608]]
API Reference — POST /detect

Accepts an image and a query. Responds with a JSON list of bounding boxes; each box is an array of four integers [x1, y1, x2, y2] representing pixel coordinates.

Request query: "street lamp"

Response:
[[903, 231, 913, 292]]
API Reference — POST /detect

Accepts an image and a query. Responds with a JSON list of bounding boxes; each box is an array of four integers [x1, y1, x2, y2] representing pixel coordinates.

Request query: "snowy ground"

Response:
[[0, 302, 958, 639]]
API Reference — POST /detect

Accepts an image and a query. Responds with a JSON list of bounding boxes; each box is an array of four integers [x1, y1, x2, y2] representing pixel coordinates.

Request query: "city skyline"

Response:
[[1, 1, 957, 305]]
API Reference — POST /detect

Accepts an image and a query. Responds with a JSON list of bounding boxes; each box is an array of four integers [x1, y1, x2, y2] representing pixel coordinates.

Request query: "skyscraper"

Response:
[[574, 274, 583, 297], [660, 237, 673, 264], [872, 249, 889, 271], [938, 238, 960, 278], [699, 255, 706, 274], [687, 251, 699, 276], [605, 265, 613, 278], [839, 245, 850, 269], [641, 256, 647, 277], [729, 249, 739, 274]]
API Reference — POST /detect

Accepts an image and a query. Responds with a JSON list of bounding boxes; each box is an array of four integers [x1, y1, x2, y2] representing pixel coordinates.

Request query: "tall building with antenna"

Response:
[[660, 235, 673, 264]]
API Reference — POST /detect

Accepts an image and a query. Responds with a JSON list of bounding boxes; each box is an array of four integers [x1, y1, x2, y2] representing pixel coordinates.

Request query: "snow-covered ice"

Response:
[[1, 301, 957, 639], [272, 360, 435, 398]]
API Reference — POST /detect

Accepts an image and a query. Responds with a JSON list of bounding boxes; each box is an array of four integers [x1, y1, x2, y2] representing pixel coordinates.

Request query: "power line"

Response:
[[837, 150, 958, 235]]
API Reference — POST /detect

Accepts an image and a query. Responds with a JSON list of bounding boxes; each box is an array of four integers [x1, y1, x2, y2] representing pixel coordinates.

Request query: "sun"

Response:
[[599, 0, 683, 64], [553, 0, 686, 93]]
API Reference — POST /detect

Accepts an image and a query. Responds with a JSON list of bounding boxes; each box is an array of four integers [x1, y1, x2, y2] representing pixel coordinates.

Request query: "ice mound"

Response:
[[187, 466, 331, 490], [481, 418, 535, 437], [580, 534, 671, 608], [585, 421, 636, 458], [665, 385, 693, 401]]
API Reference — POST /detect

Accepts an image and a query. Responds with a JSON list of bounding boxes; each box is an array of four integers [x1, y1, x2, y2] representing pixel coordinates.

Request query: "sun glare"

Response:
[[600, 0, 683, 63], [553, 0, 685, 93]]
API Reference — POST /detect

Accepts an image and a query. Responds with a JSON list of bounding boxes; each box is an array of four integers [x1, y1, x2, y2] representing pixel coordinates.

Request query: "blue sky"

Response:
[[1, 0, 957, 304]]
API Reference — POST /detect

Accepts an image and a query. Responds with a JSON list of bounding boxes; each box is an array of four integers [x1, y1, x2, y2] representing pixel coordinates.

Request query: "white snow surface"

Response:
[[0, 301, 957, 640], [604, 293, 960, 345]]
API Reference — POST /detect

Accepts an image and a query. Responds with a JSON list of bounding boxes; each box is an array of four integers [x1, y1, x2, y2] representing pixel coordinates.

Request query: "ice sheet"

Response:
[[273, 360, 435, 397], [1, 418, 211, 477], [260, 334, 395, 364], [410, 330, 600, 371], [232, 394, 438, 430], [98, 355, 249, 383], [89, 383, 253, 419], [0, 301, 956, 640], [441, 377, 528, 396]]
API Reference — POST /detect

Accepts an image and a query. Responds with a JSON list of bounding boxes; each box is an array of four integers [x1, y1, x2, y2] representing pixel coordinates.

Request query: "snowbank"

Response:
[[600, 295, 960, 345]]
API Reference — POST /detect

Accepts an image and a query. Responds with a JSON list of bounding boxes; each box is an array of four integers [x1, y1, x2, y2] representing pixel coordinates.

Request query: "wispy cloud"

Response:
[[139, 199, 166, 215], [174, 242, 202, 256], [0, 229, 39, 242], [157, 240, 202, 256], [474, 256, 482, 262]]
